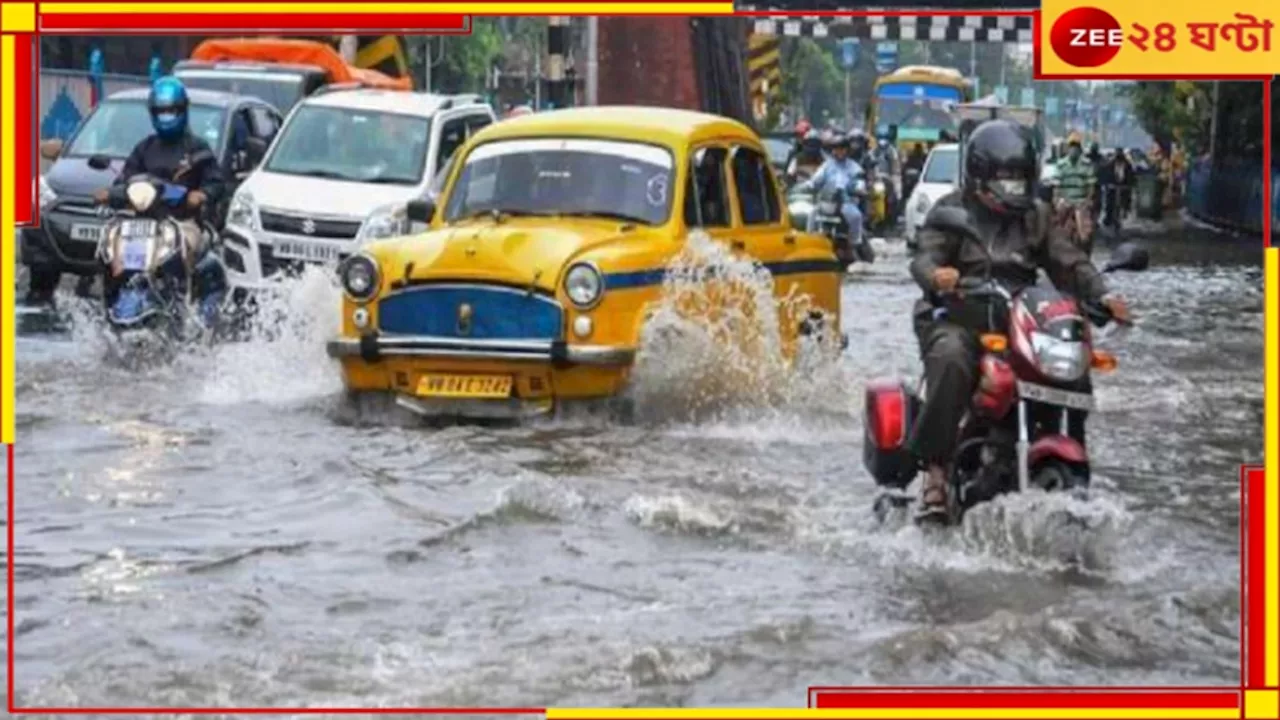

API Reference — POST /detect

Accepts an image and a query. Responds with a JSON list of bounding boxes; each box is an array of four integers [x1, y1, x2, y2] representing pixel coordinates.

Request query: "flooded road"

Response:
[[7, 223, 1260, 709]]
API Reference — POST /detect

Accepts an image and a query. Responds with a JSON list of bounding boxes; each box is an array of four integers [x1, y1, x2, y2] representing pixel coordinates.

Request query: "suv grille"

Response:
[[259, 209, 362, 239]]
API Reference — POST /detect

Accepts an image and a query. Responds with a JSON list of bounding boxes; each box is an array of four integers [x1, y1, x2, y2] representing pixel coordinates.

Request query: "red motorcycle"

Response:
[[862, 208, 1149, 524]]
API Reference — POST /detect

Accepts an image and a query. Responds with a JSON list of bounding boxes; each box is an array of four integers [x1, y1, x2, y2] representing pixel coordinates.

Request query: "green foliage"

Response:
[[1124, 81, 1211, 153], [410, 19, 506, 93], [780, 39, 845, 123]]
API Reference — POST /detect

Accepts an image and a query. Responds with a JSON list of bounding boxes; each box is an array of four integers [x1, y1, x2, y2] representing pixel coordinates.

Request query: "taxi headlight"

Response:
[[564, 263, 603, 309], [340, 254, 380, 301]]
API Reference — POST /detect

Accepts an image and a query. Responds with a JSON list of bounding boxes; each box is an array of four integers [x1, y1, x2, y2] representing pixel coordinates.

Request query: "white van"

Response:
[[221, 88, 496, 291]]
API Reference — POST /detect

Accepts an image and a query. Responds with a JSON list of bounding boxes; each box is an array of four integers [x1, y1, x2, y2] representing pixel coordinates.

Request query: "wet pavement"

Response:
[[6, 220, 1261, 709]]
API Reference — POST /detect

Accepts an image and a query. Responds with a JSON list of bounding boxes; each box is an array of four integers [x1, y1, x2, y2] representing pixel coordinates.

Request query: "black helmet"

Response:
[[829, 132, 850, 149], [963, 119, 1037, 214]]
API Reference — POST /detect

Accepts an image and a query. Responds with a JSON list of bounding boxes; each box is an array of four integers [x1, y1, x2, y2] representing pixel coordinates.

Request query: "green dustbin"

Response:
[[1136, 173, 1162, 221]]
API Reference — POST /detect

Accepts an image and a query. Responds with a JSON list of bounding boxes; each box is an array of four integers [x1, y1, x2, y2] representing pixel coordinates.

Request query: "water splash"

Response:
[[627, 232, 852, 423], [196, 267, 345, 406]]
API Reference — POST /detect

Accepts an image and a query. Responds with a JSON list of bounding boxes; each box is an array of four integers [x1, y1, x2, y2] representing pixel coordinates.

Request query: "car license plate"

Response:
[[416, 374, 513, 399], [121, 239, 149, 271], [274, 239, 341, 263], [70, 223, 102, 242], [1017, 380, 1094, 411], [120, 219, 157, 239]]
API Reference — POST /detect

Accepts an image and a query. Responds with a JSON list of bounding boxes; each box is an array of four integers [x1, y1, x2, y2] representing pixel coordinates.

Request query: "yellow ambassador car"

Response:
[[325, 106, 843, 418]]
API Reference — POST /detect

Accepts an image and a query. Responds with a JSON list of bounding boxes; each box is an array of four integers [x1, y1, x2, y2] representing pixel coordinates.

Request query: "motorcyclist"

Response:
[[795, 132, 865, 249], [907, 119, 1130, 519], [785, 119, 813, 170], [1052, 131, 1096, 249], [872, 129, 901, 219], [90, 76, 225, 309], [787, 129, 825, 183]]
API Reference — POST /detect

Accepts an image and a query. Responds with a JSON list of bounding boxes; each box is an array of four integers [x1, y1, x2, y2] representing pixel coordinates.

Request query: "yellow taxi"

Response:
[[325, 106, 842, 418]]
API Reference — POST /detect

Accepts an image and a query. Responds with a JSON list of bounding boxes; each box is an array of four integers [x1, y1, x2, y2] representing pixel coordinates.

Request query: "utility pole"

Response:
[[585, 16, 599, 105], [968, 41, 978, 95], [339, 35, 358, 64], [546, 16, 569, 109]]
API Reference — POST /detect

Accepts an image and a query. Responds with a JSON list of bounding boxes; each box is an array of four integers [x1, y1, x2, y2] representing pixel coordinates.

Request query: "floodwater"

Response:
[[6, 222, 1261, 710]]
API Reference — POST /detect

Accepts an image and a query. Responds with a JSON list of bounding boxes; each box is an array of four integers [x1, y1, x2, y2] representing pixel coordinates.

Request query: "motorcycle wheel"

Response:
[[1031, 460, 1089, 497]]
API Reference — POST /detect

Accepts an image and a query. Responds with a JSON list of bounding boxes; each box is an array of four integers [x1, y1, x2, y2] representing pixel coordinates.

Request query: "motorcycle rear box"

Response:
[[862, 378, 919, 489]]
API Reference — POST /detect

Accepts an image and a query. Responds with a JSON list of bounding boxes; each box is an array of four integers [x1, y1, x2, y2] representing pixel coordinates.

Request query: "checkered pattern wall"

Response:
[[745, 14, 1035, 43]]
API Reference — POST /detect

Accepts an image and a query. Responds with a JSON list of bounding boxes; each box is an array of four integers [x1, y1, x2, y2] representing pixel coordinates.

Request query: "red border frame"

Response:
[[5, 6, 1273, 715]]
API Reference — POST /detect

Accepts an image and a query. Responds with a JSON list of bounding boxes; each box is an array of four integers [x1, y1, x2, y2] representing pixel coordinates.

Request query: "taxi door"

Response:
[[725, 143, 841, 338]]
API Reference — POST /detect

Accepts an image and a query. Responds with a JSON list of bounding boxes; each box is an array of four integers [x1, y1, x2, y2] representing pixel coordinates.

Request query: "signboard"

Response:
[[875, 42, 898, 73], [1020, 87, 1035, 107], [840, 38, 859, 70]]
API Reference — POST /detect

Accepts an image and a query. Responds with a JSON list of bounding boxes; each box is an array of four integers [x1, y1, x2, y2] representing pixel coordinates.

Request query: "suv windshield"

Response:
[[176, 70, 306, 113], [264, 104, 430, 185], [923, 148, 959, 184], [443, 138, 675, 226], [66, 100, 225, 158]]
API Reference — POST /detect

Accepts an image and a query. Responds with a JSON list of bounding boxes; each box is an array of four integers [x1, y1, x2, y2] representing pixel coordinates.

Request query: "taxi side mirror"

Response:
[[406, 199, 436, 224]]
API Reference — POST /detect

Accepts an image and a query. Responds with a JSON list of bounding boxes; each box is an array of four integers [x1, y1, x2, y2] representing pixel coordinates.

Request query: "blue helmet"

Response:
[[148, 76, 189, 141]]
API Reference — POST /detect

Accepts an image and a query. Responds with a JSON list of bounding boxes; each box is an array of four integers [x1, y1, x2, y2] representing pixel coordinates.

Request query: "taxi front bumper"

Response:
[[325, 333, 637, 366]]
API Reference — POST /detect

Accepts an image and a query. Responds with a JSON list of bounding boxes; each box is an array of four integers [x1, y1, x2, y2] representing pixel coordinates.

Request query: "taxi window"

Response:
[[731, 146, 781, 226], [683, 146, 730, 228]]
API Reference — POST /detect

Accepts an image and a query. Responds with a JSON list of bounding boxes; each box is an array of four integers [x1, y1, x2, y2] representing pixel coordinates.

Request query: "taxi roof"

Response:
[[476, 106, 760, 149]]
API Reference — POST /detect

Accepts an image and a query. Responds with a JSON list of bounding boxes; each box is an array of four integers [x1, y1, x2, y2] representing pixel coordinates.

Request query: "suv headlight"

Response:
[[339, 253, 380, 302], [915, 194, 930, 214], [38, 175, 57, 211], [564, 263, 603, 309], [356, 203, 410, 244], [226, 191, 260, 231], [1031, 332, 1088, 382]]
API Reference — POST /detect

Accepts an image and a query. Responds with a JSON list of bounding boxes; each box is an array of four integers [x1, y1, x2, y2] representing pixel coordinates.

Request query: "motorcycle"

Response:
[[861, 206, 1150, 525], [902, 167, 922, 212], [95, 173, 229, 351], [810, 181, 875, 267]]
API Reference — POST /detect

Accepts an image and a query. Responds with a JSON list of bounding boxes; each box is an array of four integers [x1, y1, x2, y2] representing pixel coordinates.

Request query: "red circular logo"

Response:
[[1050, 7, 1123, 68]]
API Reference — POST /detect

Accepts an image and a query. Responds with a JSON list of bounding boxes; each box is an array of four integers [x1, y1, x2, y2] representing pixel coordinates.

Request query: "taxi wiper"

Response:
[[557, 210, 648, 225]]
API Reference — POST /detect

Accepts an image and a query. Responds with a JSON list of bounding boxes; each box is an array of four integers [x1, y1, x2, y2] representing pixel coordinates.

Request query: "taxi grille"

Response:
[[378, 284, 564, 341]]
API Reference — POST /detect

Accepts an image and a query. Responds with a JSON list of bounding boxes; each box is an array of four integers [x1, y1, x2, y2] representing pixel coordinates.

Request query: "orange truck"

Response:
[[173, 38, 412, 114]]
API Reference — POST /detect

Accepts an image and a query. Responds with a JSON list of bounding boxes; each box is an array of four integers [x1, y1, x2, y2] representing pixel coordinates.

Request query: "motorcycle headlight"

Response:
[[226, 191, 260, 231], [1031, 331, 1089, 382], [339, 253, 380, 302], [38, 175, 57, 211], [564, 262, 604, 309], [126, 181, 157, 213], [356, 203, 411, 244], [873, 180, 886, 193]]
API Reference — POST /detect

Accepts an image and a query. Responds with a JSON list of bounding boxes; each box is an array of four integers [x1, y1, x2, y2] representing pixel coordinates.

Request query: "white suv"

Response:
[[221, 88, 496, 291]]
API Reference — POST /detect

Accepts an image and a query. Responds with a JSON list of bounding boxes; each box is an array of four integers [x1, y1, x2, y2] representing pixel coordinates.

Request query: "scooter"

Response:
[[810, 181, 875, 267], [861, 206, 1150, 525], [95, 173, 229, 352]]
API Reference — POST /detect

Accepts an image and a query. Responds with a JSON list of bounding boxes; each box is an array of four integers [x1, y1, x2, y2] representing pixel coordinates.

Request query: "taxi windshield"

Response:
[[443, 138, 676, 226]]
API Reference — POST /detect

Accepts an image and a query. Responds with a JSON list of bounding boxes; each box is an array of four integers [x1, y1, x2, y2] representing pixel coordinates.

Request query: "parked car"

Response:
[[26, 87, 282, 295], [760, 131, 794, 177], [903, 142, 959, 248], [219, 88, 496, 294], [324, 106, 843, 420]]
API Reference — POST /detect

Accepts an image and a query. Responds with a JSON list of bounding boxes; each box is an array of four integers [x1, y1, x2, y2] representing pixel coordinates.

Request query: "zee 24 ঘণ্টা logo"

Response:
[[1049, 6, 1274, 68]]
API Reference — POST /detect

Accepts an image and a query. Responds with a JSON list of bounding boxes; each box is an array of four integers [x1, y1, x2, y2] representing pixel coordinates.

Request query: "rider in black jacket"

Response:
[[907, 120, 1131, 520]]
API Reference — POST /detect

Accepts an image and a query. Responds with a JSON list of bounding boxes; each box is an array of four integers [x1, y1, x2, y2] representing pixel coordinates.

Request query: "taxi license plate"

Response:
[[416, 374, 513, 399], [1017, 380, 1094, 411], [275, 239, 340, 263], [70, 223, 102, 242]]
